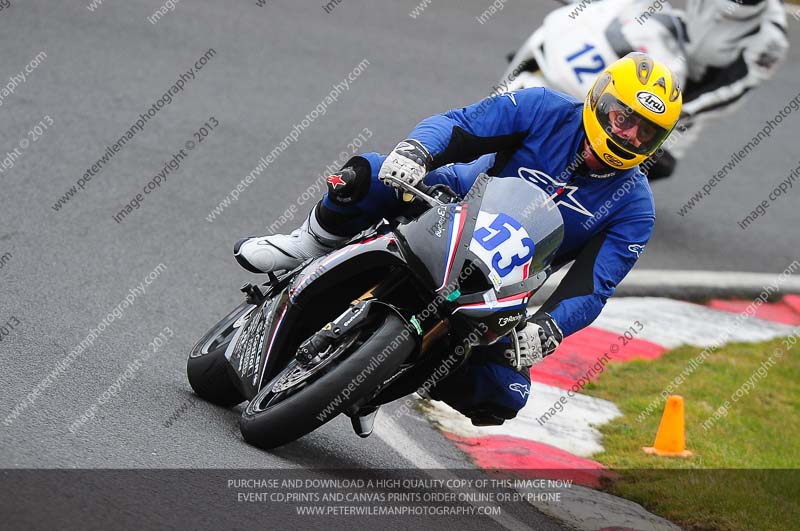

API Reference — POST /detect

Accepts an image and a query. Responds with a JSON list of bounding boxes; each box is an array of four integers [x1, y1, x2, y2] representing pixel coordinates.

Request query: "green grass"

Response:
[[582, 336, 800, 531]]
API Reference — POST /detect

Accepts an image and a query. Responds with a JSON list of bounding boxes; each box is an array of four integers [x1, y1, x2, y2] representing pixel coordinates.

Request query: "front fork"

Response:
[[294, 299, 378, 367], [295, 273, 452, 369]]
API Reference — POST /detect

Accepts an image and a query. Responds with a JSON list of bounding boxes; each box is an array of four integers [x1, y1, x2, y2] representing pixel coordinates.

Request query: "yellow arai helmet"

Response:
[[583, 52, 682, 170]]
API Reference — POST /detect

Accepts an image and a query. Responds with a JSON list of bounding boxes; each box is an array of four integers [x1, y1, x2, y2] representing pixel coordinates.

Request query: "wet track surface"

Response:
[[1, 1, 797, 529]]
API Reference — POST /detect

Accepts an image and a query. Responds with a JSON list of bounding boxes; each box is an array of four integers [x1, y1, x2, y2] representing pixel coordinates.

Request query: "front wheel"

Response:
[[239, 312, 415, 449]]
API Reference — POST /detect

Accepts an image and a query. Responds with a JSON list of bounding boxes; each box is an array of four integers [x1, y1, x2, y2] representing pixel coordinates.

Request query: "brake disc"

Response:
[[270, 333, 359, 393]]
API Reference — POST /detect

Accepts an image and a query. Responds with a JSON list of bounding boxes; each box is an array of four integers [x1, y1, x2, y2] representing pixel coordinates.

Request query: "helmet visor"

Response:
[[595, 94, 671, 155]]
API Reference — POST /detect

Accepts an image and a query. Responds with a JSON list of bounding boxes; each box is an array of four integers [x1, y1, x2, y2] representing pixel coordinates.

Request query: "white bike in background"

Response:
[[500, 0, 788, 180]]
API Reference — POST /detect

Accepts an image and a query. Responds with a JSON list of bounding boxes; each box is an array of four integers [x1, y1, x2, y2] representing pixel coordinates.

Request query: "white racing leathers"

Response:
[[678, 0, 789, 158], [502, 0, 788, 160]]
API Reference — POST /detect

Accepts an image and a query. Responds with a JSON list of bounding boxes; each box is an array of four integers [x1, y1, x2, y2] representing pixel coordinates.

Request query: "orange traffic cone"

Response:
[[643, 395, 693, 457]]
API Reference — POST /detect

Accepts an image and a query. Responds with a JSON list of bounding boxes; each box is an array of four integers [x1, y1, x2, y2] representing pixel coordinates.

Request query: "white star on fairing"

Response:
[[517, 167, 593, 217]]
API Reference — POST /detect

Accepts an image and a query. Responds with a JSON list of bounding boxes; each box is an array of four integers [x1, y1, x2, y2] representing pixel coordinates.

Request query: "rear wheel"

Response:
[[239, 312, 415, 449], [187, 302, 254, 407]]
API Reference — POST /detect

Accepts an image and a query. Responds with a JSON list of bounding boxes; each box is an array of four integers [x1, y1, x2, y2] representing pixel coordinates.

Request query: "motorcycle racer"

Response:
[[502, 0, 788, 179], [235, 53, 682, 426]]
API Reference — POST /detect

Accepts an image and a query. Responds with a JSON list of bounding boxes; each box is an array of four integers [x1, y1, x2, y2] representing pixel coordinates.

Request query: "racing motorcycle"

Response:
[[187, 174, 564, 449]]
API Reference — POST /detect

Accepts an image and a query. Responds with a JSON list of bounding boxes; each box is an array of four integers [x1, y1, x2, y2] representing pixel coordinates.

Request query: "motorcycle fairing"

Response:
[[226, 291, 290, 397], [463, 176, 564, 289], [452, 291, 529, 342], [395, 174, 490, 297], [400, 174, 565, 343], [247, 233, 410, 394], [288, 233, 406, 304], [437, 203, 470, 292]]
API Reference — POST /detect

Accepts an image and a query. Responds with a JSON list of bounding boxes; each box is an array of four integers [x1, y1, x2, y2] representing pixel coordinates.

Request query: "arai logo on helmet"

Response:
[[636, 91, 666, 114]]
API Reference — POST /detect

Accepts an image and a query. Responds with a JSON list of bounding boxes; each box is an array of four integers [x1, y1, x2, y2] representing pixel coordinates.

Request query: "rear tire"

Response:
[[239, 313, 414, 449], [187, 303, 254, 407], [187, 346, 244, 407]]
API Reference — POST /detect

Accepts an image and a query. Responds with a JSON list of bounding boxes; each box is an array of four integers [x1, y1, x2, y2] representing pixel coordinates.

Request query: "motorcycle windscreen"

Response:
[[465, 177, 563, 291]]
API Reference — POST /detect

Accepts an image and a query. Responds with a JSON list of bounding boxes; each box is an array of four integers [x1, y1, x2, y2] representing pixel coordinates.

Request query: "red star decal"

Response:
[[327, 174, 346, 189]]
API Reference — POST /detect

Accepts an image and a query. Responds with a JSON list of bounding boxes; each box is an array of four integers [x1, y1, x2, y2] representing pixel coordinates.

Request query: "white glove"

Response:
[[504, 314, 563, 369], [378, 139, 432, 189]]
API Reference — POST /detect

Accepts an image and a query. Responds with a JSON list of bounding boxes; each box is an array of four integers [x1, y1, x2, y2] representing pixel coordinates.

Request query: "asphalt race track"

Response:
[[1, 1, 798, 529]]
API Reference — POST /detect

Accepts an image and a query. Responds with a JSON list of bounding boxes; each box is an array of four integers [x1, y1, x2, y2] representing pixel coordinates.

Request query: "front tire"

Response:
[[239, 313, 414, 449]]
